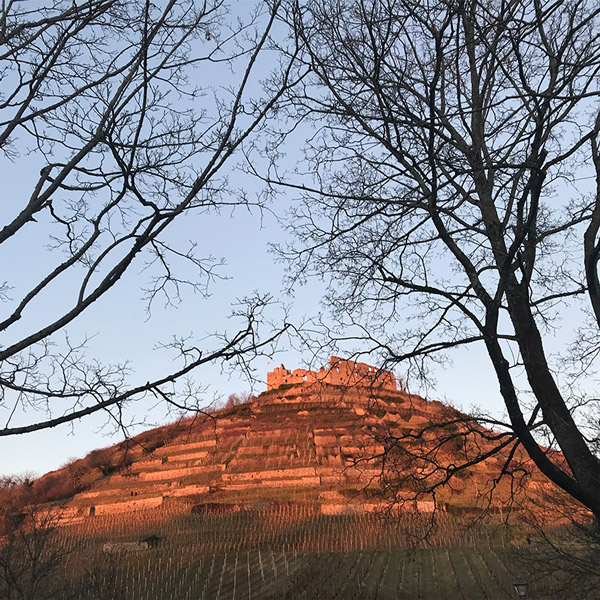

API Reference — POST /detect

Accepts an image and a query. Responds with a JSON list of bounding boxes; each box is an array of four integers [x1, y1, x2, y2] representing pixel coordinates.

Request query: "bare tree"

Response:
[[0, 1, 300, 437], [270, 0, 600, 519], [0, 476, 72, 600]]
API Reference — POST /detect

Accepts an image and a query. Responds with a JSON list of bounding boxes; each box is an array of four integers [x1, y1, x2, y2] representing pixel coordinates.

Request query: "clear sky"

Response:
[[0, 1, 559, 480], [0, 142, 506, 478]]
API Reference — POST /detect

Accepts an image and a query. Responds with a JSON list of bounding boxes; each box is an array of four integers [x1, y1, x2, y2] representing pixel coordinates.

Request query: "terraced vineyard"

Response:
[[45, 505, 581, 599], [73, 548, 521, 599], [4, 360, 587, 599]]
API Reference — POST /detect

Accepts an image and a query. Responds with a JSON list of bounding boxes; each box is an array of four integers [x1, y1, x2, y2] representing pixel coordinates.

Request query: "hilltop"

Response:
[[0, 357, 587, 600], [7, 356, 558, 524]]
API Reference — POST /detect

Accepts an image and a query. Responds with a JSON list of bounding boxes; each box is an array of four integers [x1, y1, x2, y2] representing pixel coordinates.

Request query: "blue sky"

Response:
[[0, 150, 504, 478], [2, 0, 586, 480]]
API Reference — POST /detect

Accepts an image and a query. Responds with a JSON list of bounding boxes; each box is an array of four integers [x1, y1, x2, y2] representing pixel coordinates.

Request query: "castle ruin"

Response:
[[266, 356, 396, 391]]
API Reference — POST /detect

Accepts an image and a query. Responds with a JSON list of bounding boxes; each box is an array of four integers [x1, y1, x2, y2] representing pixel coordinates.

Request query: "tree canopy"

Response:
[[0, 0, 297, 437], [271, 0, 600, 518]]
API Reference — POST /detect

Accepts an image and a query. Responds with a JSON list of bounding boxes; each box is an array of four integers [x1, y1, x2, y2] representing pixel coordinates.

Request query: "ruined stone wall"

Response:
[[266, 356, 396, 391], [266, 366, 320, 389]]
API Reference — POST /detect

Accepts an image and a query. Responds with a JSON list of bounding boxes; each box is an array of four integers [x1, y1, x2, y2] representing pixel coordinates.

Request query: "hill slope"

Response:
[[42, 356, 556, 522], [1, 358, 585, 600]]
